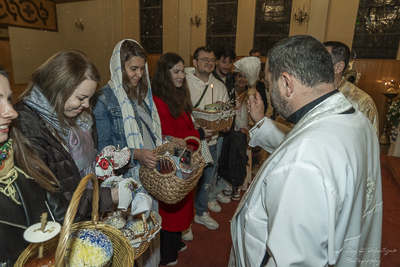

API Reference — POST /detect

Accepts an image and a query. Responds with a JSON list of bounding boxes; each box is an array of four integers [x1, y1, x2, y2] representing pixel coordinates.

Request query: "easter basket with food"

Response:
[[140, 136, 205, 204], [192, 101, 236, 132], [95, 145, 162, 259], [15, 173, 135, 267], [103, 209, 162, 259]]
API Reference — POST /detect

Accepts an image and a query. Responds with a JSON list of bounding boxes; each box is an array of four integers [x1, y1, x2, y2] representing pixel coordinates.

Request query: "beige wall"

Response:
[[9, 0, 126, 85], [8, 0, 400, 83], [163, 0, 180, 53], [9, 27, 59, 83], [324, 0, 360, 47], [121, 0, 140, 41], [235, 0, 256, 56], [177, 0, 192, 65]]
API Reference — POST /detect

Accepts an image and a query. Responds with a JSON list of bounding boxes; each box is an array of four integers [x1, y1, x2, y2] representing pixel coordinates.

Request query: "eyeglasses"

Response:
[[197, 57, 216, 64]]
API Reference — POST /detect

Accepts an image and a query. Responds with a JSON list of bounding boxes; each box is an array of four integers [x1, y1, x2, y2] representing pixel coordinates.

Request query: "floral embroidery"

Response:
[[99, 158, 110, 170], [366, 177, 375, 203], [125, 180, 140, 200]]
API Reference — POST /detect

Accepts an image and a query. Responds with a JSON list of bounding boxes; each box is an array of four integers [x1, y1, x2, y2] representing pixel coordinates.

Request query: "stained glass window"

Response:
[[140, 0, 162, 54], [206, 0, 238, 50], [352, 0, 400, 59], [253, 0, 292, 56]]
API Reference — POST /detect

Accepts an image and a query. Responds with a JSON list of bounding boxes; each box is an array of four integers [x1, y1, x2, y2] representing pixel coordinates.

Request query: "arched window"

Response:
[[352, 0, 400, 59], [140, 0, 163, 54], [253, 0, 292, 56], [206, 0, 238, 50]]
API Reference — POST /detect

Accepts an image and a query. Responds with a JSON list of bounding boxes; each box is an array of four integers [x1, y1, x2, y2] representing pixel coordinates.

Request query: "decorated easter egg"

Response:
[[65, 229, 113, 267], [120, 228, 136, 241], [125, 219, 150, 236], [104, 216, 126, 230]]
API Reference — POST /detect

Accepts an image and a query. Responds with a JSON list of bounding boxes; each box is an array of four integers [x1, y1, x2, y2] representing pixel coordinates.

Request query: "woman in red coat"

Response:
[[152, 52, 212, 266]]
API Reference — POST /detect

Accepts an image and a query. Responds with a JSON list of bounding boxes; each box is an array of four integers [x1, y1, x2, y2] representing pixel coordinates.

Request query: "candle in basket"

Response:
[[211, 84, 214, 103]]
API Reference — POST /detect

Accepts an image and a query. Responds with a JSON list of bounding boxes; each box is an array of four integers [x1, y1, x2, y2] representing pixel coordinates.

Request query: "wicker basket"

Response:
[[140, 136, 205, 204], [15, 173, 135, 267], [129, 211, 162, 258], [192, 108, 236, 132]]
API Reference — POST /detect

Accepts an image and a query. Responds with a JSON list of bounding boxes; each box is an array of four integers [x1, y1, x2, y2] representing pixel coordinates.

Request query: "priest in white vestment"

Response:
[[324, 41, 379, 137], [230, 35, 383, 267]]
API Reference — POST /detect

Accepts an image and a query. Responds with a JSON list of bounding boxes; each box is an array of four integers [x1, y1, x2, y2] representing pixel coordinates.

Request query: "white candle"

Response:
[[211, 84, 214, 103], [199, 10, 202, 18]]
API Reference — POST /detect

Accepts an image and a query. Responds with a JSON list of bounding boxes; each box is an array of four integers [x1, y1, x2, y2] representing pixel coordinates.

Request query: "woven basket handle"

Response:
[[182, 136, 201, 156], [55, 173, 99, 267], [151, 155, 177, 176]]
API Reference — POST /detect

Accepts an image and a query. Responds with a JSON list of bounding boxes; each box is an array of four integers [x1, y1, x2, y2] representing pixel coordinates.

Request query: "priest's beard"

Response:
[[270, 82, 294, 119]]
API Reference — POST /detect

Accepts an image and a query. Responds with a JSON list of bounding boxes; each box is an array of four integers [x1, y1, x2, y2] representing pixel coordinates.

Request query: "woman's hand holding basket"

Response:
[[133, 149, 158, 169]]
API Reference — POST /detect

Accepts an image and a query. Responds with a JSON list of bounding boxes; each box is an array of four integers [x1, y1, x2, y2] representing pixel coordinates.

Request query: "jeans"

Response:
[[195, 143, 217, 215], [209, 137, 227, 202]]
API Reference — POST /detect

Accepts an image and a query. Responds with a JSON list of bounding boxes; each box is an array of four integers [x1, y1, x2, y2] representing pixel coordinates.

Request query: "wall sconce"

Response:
[[293, 3, 308, 25], [190, 9, 202, 27], [380, 80, 399, 144], [75, 19, 84, 31]]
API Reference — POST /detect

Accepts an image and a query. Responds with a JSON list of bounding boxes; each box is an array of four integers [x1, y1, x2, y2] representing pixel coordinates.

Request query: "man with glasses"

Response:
[[185, 46, 229, 232]]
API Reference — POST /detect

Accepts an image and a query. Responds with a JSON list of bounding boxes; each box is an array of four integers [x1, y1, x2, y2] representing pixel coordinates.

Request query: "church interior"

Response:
[[1, 0, 399, 265]]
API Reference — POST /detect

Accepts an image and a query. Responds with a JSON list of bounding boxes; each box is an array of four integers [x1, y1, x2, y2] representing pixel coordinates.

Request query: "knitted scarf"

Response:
[[24, 86, 98, 177], [108, 39, 162, 150]]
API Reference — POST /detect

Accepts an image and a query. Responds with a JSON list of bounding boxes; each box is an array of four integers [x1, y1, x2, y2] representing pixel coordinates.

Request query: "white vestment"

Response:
[[230, 92, 383, 266]]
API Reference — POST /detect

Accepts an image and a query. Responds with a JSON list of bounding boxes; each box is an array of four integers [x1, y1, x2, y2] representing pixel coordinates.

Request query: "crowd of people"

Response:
[[0, 35, 383, 267]]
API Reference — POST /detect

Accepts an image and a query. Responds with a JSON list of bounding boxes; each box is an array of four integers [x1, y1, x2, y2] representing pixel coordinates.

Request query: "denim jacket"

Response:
[[92, 84, 140, 178]]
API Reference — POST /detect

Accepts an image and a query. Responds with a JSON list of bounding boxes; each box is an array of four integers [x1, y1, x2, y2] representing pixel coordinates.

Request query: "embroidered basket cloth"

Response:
[[192, 108, 236, 132]]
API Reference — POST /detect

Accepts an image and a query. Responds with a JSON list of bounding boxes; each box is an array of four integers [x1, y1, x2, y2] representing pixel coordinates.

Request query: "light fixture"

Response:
[[380, 80, 399, 145], [75, 19, 84, 31], [190, 9, 202, 27], [293, 3, 308, 25]]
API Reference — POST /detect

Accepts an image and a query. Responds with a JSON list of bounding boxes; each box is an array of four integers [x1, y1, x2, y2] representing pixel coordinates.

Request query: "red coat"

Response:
[[153, 96, 200, 232]]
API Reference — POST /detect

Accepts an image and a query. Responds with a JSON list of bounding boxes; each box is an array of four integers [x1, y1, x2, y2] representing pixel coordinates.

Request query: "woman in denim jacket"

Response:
[[93, 39, 166, 179], [93, 39, 183, 267]]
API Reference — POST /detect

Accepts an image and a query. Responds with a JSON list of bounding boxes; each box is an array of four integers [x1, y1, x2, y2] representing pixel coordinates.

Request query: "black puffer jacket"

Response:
[[0, 170, 69, 266], [15, 103, 113, 222]]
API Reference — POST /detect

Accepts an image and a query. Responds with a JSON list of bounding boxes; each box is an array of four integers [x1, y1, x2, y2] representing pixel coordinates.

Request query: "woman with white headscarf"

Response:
[[93, 39, 178, 267]]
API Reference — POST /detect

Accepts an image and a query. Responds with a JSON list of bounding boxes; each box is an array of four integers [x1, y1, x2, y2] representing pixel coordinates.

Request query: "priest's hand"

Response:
[[247, 92, 265, 124]]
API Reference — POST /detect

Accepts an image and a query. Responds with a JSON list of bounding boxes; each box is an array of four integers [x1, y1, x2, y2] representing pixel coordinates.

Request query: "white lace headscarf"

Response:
[[108, 39, 162, 149]]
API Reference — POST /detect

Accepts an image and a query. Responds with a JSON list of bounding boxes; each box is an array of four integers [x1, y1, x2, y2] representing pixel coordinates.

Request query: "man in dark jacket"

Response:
[[213, 46, 236, 102]]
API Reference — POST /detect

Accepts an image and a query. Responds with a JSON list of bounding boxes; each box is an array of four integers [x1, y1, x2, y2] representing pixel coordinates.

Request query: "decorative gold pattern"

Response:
[[0, 0, 57, 31], [339, 80, 379, 137]]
